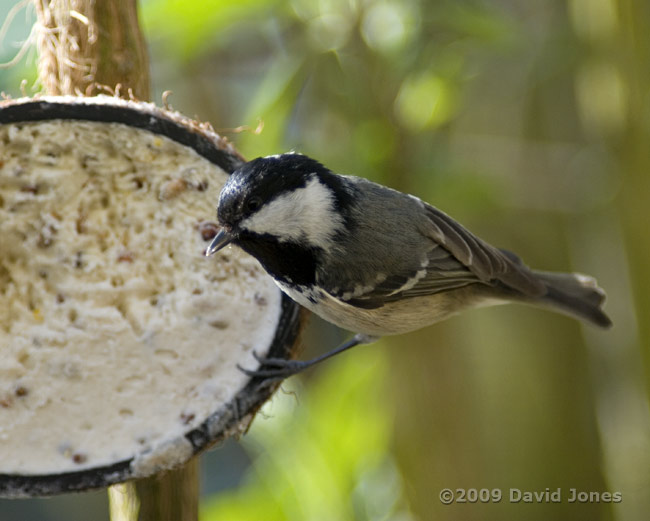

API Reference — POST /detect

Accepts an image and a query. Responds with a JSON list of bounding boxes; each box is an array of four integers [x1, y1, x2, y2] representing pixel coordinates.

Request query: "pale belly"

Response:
[[275, 280, 497, 337]]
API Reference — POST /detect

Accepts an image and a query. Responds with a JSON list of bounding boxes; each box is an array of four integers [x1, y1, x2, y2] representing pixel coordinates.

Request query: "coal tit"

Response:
[[206, 153, 611, 378]]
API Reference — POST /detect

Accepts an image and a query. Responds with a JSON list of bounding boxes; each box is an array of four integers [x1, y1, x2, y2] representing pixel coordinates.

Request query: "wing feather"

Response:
[[330, 201, 545, 309], [421, 205, 544, 296]]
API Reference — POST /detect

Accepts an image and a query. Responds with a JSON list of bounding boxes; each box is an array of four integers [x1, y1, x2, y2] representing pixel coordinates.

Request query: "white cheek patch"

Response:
[[241, 175, 344, 249]]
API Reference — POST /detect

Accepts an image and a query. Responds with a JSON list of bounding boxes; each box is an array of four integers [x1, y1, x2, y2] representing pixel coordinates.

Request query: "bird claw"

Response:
[[238, 335, 374, 382], [237, 351, 309, 380]]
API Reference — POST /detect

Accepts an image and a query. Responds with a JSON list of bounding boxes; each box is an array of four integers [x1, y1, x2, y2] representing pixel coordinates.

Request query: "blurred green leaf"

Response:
[[237, 54, 305, 157], [360, 0, 419, 54], [0, 0, 37, 96], [142, 0, 282, 58], [201, 346, 413, 521], [0, 59, 37, 96], [394, 72, 457, 131], [439, 3, 517, 46], [353, 119, 396, 168]]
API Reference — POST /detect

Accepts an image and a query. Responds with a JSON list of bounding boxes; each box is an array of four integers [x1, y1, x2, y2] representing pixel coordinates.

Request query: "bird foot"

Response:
[[237, 334, 377, 382], [237, 351, 312, 380]]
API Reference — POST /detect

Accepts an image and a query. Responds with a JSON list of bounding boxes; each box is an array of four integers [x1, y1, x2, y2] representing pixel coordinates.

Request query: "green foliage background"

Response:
[[1, 0, 649, 520]]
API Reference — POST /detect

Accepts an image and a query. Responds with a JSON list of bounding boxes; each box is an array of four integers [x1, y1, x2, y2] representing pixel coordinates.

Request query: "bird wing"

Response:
[[329, 202, 546, 310], [340, 243, 479, 309], [419, 204, 545, 296]]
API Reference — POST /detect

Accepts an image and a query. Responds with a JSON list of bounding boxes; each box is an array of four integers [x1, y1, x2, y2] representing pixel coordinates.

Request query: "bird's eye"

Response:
[[246, 196, 262, 212]]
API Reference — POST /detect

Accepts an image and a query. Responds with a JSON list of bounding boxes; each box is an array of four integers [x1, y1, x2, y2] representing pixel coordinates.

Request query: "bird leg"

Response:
[[237, 333, 377, 381]]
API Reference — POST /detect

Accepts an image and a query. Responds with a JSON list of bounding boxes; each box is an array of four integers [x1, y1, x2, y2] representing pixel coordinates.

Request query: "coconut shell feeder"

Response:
[[0, 95, 305, 497]]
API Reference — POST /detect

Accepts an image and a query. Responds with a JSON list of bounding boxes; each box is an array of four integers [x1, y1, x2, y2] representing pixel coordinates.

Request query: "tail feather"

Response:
[[533, 271, 612, 328]]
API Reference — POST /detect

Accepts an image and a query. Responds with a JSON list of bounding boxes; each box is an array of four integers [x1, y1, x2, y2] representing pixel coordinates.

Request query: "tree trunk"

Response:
[[34, 0, 149, 99], [109, 458, 199, 521]]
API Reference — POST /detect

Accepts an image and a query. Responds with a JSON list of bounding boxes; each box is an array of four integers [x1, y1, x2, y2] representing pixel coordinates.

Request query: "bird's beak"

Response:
[[205, 228, 234, 256]]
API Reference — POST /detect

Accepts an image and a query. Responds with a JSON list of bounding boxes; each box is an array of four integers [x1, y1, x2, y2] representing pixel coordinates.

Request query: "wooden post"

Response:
[[34, 0, 150, 99], [108, 458, 199, 521], [32, 2, 197, 519]]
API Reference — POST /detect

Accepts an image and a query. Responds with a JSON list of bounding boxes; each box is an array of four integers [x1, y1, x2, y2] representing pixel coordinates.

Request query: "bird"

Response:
[[205, 153, 611, 379]]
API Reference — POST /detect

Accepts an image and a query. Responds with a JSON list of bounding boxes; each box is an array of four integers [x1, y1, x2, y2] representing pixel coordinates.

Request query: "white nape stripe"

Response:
[[264, 151, 297, 160], [240, 175, 344, 249]]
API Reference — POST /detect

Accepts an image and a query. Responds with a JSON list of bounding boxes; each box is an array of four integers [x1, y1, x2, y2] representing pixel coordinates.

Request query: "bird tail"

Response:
[[532, 270, 612, 328]]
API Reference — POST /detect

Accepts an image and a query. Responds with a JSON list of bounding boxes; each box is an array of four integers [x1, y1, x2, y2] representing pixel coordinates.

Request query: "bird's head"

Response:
[[206, 153, 349, 256]]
